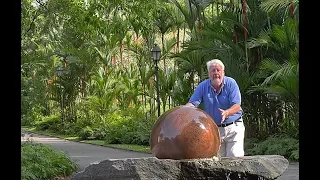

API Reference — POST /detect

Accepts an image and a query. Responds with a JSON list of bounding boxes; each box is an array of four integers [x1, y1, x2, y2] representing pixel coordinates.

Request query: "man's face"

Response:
[[209, 64, 224, 87]]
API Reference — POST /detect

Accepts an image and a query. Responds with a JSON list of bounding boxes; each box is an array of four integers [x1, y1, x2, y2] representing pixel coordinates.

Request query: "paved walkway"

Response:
[[21, 130, 153, 171], [21, 130, 298, 179]]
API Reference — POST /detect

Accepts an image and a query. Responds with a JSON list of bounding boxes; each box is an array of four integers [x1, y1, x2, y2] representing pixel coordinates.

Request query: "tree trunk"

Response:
[[162, 33, 166, 74], [216, 1, 219, 17], [289, 3, 295, 18], [241, 0, 249, 72], [183, 24, 186, 44], [120, 41, 124, 65], [177, 28, 180, 53], [197, 8, 202, 32]]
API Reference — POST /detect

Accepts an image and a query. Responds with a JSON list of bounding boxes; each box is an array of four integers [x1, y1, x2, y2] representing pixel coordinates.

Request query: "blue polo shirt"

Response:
[[188, 76, 242, 125]]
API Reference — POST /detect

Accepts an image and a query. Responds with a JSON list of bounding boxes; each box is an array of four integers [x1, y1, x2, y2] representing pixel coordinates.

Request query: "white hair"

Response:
[[206, 59, 225, 72]]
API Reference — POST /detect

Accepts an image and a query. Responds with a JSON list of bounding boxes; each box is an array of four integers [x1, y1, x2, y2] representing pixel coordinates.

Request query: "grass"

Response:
[[21, 126, 152, 154], [103, 144, 151, 153]]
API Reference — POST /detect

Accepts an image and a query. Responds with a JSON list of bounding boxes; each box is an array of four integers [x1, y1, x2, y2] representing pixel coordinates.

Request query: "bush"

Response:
[[245, 135, 299, 162], [244, 138, 259, 151], [92, 126, 108, 140], [103, 111, 126, 144], [78, 126, 94, 140], [34, 115, 61, 131], [61, 122, 83, 136], [101, 107, 156, 145], [21, 142, 78, 180], [21, 105, 45, 126]]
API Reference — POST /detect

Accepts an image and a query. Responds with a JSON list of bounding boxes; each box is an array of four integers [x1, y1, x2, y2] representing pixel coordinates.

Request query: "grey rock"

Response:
[[72, 155, 289, 180]]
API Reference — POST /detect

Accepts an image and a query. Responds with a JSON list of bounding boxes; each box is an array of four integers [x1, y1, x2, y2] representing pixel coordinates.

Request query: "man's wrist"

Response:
[[226, 110, 230, 117]]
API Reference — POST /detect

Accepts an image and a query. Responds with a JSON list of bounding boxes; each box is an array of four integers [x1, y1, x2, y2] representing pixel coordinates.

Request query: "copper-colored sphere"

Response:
[[150, 105, 220, 160]]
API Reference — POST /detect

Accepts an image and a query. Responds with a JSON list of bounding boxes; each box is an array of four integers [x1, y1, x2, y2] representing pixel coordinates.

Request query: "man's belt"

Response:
[[217, 117, 242, 127]]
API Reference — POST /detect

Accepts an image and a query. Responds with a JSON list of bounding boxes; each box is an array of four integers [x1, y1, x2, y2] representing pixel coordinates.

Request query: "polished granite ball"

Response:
[[150, 105, 220, 160]]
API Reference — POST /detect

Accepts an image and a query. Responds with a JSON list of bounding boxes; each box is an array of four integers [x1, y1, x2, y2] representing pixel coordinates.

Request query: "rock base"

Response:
[[72, 155, 289, 180]]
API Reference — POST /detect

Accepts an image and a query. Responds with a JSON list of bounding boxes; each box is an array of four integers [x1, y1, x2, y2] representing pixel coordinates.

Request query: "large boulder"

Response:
[[71, 155, 289, 180], [150, 105, 220, 159]]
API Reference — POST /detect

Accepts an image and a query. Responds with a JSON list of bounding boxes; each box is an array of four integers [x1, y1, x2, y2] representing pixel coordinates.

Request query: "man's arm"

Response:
[[185, 82, 204, 107], [219, 104, 241, 121], [219, 78, 242, 121]]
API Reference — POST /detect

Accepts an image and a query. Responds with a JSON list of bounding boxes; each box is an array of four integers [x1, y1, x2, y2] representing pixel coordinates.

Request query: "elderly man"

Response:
[[185, 59, 245, 157]]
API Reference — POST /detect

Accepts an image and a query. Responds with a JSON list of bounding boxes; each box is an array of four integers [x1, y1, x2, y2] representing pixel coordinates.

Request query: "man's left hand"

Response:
[[218, 108, 229, 123]]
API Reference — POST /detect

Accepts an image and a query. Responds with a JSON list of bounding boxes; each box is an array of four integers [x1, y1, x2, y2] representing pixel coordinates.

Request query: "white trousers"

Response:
[[218, 119, 245, 157]]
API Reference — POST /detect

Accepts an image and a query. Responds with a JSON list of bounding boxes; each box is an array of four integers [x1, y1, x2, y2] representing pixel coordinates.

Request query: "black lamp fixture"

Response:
[[56, 65, 64, 123], [151, 44, 161, 117], [151, 44, 161, 63], [56, 65, 64, 77]]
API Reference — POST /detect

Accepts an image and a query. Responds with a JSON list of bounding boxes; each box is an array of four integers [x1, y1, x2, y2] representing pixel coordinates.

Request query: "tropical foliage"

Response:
[[21, 142, 78, 180], [22, 0, 299, 146]]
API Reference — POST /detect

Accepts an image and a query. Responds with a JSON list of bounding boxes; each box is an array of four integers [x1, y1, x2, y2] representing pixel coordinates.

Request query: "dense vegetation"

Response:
[[22, 0, 299, 162], [21, 141, 78, 180]]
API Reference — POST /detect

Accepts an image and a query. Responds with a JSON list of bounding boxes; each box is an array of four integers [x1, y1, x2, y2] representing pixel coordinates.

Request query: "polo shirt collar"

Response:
[[210, 77, 226, 94]]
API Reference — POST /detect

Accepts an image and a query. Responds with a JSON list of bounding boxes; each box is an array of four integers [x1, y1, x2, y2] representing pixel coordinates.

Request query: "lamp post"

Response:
[[151, 44, 161, 117], [56, 65, 64, 123]]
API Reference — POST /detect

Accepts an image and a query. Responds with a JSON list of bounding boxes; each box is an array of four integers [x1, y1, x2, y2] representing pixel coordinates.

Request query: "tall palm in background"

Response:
[[248, 17, 299, 137]]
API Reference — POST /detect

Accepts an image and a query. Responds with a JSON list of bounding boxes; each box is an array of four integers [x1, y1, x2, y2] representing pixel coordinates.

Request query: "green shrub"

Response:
[[34, 115, 61, 131], [78, 126, 94, 140], [103, 111, 126, 144], [75, 105, 97, 127], [101, 107, 156, 145], [132, 115, 157, 145], [61, 122, 83, 135], [244, 138, 260, 151], [92, 126, 108, 140], [22, 105, 45, 126], [21, 142, 78, 180], [245, 135, 299, 162]]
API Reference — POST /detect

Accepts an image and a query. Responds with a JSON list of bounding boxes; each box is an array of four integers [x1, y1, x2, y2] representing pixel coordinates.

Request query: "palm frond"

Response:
[[260, 60, 297, 86], [169, 0, 197, 30], [171, 50, 204, 75], [247, 29, 271, 49], [260, 0, 294, 13], [190, 0, 212, 9], [184, 26, 244, 57], [162, 37, 178, 57]]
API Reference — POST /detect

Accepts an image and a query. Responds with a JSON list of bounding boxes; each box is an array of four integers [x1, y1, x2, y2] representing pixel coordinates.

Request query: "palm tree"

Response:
[[248, 18, 299, 137]]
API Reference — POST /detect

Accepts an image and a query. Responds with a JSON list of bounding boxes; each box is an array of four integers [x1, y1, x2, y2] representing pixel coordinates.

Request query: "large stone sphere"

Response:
[[150, 105, 220, 160]]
